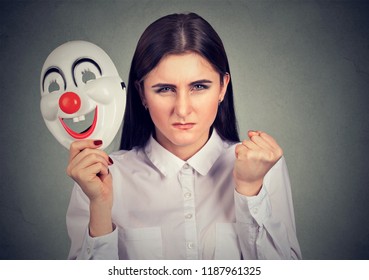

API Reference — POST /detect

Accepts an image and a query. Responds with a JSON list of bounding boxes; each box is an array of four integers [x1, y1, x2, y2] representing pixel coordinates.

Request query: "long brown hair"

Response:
[[120, 13, 239, 149]]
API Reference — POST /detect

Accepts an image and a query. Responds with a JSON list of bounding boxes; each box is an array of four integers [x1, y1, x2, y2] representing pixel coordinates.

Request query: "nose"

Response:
[[59, 92, 81, 114], [174, 93, 192, 118]]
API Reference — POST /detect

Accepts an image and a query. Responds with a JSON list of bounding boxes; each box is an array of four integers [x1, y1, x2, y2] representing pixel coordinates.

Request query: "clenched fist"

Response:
[[233, 131, 283, 196]]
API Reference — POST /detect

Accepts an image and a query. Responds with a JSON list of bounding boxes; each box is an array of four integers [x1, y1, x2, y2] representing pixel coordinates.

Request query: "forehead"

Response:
[[41, 41, 118, 77], [44, 42, 100, 65], [146, 52, 218, 82]]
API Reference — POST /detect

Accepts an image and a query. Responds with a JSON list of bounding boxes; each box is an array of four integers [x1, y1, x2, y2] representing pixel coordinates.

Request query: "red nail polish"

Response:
[[109, 157, 114, 164], [94, 140, 103, 146]]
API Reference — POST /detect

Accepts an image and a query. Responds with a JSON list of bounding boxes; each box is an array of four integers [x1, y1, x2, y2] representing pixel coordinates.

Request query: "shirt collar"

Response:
[[144, 130, 226, 177]]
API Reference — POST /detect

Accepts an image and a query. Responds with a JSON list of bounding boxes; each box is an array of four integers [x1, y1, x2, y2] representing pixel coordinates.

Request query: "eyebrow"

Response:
[[151, 79, 213, 89], [42, 67, 66, 92], [71, 57, 102, 86]]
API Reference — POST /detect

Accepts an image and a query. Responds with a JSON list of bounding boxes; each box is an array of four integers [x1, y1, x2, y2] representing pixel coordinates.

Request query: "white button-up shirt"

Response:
[[66, 131, 301, 259]]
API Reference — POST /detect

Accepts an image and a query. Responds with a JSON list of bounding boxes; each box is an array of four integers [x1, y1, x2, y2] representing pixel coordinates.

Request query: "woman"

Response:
[[66, 13, 301, 259]]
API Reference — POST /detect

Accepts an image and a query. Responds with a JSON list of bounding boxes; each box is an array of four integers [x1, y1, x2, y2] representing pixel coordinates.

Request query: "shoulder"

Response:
[[211, 139, 238, 169], [109, 147, 150, 166], [109, 147, 146, 166], [109, 147, 143, 159], [108, 147, 155, 175]]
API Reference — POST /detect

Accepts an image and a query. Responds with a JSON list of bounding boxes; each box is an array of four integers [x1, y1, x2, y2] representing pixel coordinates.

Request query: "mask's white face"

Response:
[[40, 41, 126, 150]]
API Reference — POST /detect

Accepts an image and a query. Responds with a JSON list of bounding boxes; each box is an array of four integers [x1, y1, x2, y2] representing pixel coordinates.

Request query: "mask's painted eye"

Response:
[[42, 70, 65, 96], [48, 80, 60, 93], [82, 69, 96, 83], [73, 59, 101, 87]]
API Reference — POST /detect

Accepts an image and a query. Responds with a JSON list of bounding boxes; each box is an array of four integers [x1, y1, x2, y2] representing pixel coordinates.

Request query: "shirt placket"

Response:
[[179, 163, 198, 259]]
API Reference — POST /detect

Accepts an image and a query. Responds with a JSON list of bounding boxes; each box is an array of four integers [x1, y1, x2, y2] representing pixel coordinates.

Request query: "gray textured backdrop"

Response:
[[1, 0, 368, 260]]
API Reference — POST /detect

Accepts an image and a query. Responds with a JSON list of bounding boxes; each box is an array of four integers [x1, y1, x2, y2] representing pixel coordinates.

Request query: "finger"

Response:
[[67, 150, 110, 178], [241, 139, 260, 150], [90, 162, 110, 183], [97, 166, 110, 181], [77, 162, 109, 182], [235, 143, 245, 159], [235, 141, 258, 160], [90, 162, 109, 176], [250, 134, 274, 150], [248, 131, 282, 152], [69, 139, 103, 162], [71, 152, 109, 173], [97, 168, 110, 177], [259, 132, 283, 152], [247, 130, 260, 138], [69, 144, 113, 171], [235, 144, 262, 161]]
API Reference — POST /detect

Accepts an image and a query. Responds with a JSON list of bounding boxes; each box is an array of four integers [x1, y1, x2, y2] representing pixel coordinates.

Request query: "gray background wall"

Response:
[[1, 0, 368, 260]]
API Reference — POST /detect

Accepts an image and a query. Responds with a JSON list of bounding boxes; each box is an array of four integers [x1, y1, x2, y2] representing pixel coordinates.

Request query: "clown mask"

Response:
[[40, 40, 126, 150]]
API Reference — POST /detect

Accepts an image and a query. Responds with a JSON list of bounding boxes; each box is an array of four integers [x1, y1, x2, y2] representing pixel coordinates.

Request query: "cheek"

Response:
[[40, 93, 60, 121], [147, 100, 171, 125], [197, 98, 219, 120]]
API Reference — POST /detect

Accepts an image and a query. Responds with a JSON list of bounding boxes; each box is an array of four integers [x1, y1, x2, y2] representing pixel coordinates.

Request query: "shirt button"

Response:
[[184, 192, 192, 199], [185, 213, 193, 219], [187, 242, 194, 249], [252, 207, 258, 214], [183, 163, 190, 169], [87, 248, 91, 255]]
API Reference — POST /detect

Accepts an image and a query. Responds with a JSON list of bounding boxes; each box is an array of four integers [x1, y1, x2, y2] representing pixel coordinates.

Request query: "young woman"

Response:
[[66, 13, 301, 259]]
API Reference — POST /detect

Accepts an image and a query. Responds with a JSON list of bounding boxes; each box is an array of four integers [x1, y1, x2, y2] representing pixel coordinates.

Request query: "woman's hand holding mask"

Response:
[[67, 140, 114, 237]]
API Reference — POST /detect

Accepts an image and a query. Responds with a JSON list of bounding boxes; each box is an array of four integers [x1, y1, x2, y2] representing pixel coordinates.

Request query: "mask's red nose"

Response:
[[59, 92, 81, 114]]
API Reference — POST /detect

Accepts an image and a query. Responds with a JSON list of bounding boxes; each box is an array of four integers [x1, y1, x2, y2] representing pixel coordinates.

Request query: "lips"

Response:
[[59, 107, 98, 139], [173, 123, 195, 130]]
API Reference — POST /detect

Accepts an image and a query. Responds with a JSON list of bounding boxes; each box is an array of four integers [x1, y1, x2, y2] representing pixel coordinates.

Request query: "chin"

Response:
[[170, 131, 207, 147]]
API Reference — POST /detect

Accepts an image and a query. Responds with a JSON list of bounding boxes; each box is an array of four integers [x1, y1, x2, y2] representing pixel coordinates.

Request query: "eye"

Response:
[[191, 84, 209, 93], [42, 70, 65, 96], [155, 86, 175, 95], [73, 60, 101, 87], [193, 84, 205, 90]]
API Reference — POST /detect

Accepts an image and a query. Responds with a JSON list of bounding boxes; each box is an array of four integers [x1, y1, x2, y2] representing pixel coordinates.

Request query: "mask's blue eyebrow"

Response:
[[72, 57, 102, 86], [42, 67, 66, 92]]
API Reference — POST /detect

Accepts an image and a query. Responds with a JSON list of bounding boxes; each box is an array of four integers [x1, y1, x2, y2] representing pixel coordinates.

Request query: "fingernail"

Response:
[[109, 157, 114, 164], [94, 140, 103, 146]]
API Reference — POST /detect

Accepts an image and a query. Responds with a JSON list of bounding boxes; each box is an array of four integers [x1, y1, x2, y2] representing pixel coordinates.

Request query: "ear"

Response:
[[219, 73, 230, 102]]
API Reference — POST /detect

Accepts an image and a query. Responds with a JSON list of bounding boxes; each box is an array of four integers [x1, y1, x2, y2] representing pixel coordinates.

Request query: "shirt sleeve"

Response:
[[234, 156, 302, 259], [66, 183, 119, 260]]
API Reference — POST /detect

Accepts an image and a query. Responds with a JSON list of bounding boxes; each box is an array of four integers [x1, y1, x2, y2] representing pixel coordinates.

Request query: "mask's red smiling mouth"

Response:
[[59, 107, 98, 139]]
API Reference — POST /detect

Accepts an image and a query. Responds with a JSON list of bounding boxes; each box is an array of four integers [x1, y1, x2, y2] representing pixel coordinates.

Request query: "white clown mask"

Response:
[[40, 40, 126, 150]]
